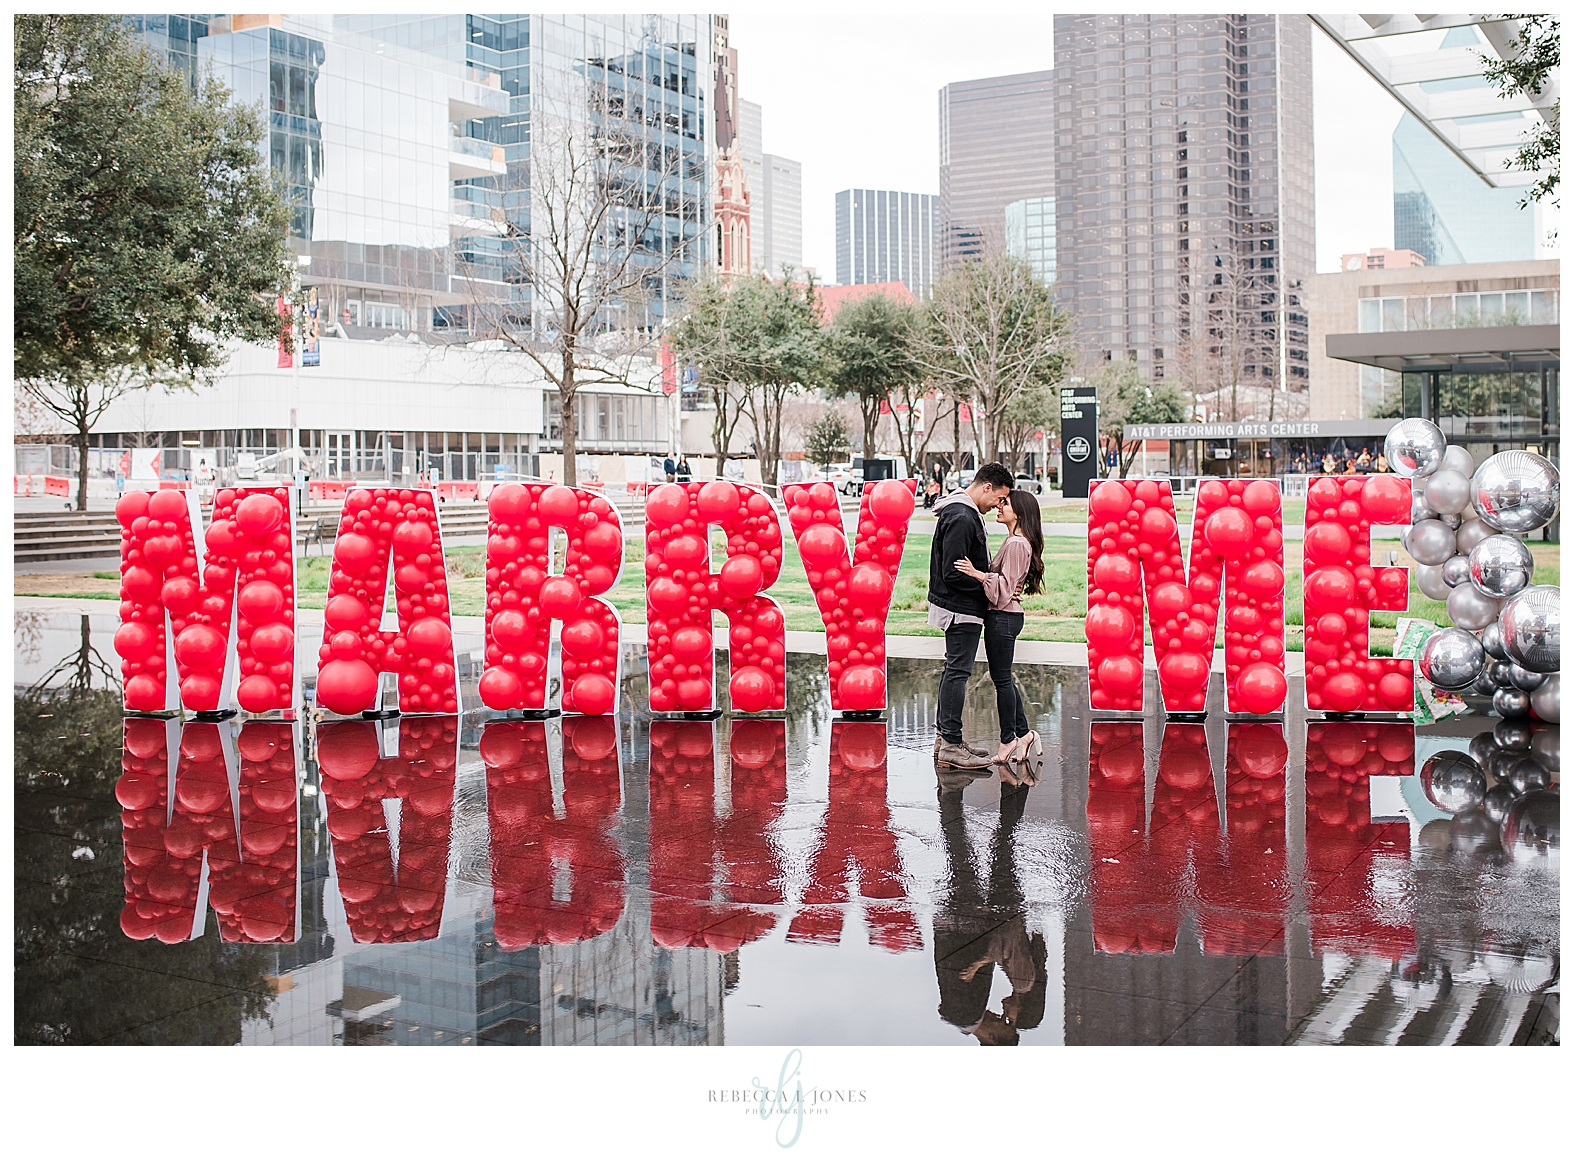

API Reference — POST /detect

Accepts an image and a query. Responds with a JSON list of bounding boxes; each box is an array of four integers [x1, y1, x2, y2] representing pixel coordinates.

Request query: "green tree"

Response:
[[1093, 358, 1188, 479], [667, 270, 826, 489], [1480, 14, 1559, 209], [917, 252, 1072, 468], [15, 14, 293, 509], [669, 275, 752, 478], [826, 290, 921, 461], [804, 411, 852, 470]]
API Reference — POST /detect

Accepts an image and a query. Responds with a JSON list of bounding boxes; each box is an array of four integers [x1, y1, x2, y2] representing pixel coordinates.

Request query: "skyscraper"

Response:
[[759, 154, 804, 279], [1051, 13, 1315, 416], [835, 189, 938, 298], [738, 98, 764, 264], [938, 70, 1057, 267]]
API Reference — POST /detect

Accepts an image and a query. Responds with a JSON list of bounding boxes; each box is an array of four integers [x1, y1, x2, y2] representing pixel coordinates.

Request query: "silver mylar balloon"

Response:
[[1410, 492, 1440, 524], [1441, 444, 1477, 478], [1441, 554, 1472, 587], [1501, 790, 1560, 872], [1489, 660, 1514, 686], [1441, 511, 1463, 529], [1531, 725, 1559, 769], [1508, 663, 1547, 691], [1415, 563, 1452, 601], [1469, 731, 1500, 767], [1424, 468, 1472, 515], [1421, 751, 1487, 814], [1455, 516, 1493, 556], [1418, 627, 1486, 689], [1489, 750, 1523, 782], [1405, 519, 1457, 566], [1470, 667, 1502, 697], [1505, 757, 1553, 796], [1483, 783, 1518, 824], [1495, 717, 1533, 750], [1480, 620, 1509, 660], [1470, 449, 1561, 533], [1446, 582, 1500, 631], [1385, 418, 1448, 478], [1529, 672, 1560, 723], [1494, 686, 1532, 717], [1499, 585, 1560, 673], [1468, 534, 1534, 599]]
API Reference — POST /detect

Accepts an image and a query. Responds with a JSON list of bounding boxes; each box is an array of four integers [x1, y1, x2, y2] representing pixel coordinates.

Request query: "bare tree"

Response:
[[454, 74, 699, 486], [887, 383, 955, 484], [916, 252, 1072, 468]]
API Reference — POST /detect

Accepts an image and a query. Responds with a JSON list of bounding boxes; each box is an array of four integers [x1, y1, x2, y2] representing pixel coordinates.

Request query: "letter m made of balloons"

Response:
[[114, 487, 300, 715], [1085, 478, 1289, 714]]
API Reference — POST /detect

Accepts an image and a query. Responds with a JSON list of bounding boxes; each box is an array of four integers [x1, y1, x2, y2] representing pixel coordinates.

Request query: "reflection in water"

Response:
[[12, 610, 1561, 1045], [318, 718, 457, 943], [789, 722, 920, 952]]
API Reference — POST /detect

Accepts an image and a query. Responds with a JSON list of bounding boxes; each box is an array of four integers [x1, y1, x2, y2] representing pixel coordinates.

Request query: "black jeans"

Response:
[[984, 611, 1029, 745], [937, 620, 983, 745]]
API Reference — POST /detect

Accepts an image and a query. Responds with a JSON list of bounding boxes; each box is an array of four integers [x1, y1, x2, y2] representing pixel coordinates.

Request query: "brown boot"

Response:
[[934, 740, 992, 769]]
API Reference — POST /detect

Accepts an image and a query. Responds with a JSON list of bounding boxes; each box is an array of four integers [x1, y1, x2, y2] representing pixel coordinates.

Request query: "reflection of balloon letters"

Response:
[[782, 480, 916, 711], [479, 483, 623, 715], [114, 487, 298, 714], [1303, 477, 1415, 713], [1086, 477, 1288, 713]]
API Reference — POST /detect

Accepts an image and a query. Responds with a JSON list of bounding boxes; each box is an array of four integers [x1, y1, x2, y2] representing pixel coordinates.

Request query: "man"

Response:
[[927, 461, 1014, 768], [663, 455, 676, 483]]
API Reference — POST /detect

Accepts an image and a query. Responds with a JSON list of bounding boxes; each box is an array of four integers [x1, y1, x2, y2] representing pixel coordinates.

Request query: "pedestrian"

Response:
[[663, 455, 676, 483], [677, 457, 691, 481], [927, 461, 1015, 769], [953, 489, 1046, 770]]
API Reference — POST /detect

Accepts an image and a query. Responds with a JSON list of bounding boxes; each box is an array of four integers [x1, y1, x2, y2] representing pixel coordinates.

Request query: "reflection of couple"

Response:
[[927, 462, 1046, 773], [934, 777, 1048, 1045]]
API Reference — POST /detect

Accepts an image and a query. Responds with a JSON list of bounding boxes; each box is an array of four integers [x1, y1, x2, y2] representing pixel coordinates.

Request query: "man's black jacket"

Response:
[[927, 495, 991, 618]]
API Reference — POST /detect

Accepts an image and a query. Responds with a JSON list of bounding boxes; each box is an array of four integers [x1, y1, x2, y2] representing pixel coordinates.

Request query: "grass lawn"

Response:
[[21, 529, 1557, 655]]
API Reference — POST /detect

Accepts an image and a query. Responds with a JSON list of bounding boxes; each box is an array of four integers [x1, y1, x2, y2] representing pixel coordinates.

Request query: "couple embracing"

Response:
[[926, 462, 1047, 775]]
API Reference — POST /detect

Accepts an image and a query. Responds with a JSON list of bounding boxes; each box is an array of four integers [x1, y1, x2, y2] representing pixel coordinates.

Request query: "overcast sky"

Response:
[[728, 11, 1406, 279]]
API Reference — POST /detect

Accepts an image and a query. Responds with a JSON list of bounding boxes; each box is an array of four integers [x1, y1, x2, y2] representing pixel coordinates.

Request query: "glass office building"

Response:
[[1051, 14, 1315, 408], [1005, 197, 1057, 285], [835, 189, 938, 298], [1394, 113, 1539, 266]]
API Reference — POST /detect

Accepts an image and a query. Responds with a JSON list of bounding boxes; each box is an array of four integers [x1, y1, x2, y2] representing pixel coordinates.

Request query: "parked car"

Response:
[[1013, 474, 1046, 495]]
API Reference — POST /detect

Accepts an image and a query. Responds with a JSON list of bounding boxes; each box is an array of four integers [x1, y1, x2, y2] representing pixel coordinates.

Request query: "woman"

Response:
[[955, 489, 1046, 769]]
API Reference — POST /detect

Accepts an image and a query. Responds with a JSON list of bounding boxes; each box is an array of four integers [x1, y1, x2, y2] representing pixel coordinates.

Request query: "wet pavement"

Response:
[[14, 607, 1559, 1046]]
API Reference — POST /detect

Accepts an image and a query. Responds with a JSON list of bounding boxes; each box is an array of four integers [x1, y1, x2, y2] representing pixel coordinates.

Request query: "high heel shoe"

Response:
[[1014, 730, 1043, 765]]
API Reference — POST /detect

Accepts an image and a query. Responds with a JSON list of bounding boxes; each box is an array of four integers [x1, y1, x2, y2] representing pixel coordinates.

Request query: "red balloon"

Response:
[[324, 593, 369, 631], [1234, 662, 1287, 714], [1377, 672, 1414, 711], [1093, 553, 1140, 595], [838, 664, 886, 711], [407, 617, 452, 657], [561, 617, 605, 658], [393, 519, 433, 553], [539, 485, 580, 525], [646, 483, 689, 527], [143, 536, 183, 568], [250, 623, 294, 664], [1241, 480, 1281, 516], [1089, 481, 1132, 520], [663, 535, 708, 570], [583, 521, 622, 562], [1139, 507, 1177, 544], [174, 624, 226, 671], [570, 673, 616, 716], [848, 562, 894, 606], [1320, 672, 1366, 713], [316, 658, 379, 715], [697, 480, 740, 521], [719, 554, 764, 599], [1361, 474, 1411, 524], [124, 673, 165, 711], [1233, 724, 1288, 778], [479, 666, 524, 710], [114, 621, 157, 661], [798, 523, 847, 568], [147, 488, 188, 521], [730, 665, 775, 712], [489, 482, 531, 522], [1097, 654, 1143, 694], [179, 673, 222, 711], [1150, 581, 1191, 619], [316, 722, 380, 778], [1303, 521, 1352, 564], [235, 493, 284, 537], [1204, 507, 1254, 557], [1304, 567, 1356, 614], [237, 673, 281, 712], [539, 576, 582, 619], [676, 678, 710, 710], [121, 565, 161, 603], [568, 716, 618, 760], [1086, 604, 1136, 650], [868, 480, 915, 527], [238, 580, 285, 623], [671, 627, 710, 663], [116, 491, 150, 529], [648, 577, 688, 615], [334, 533, 378, 574], [1158, 650, 1209, 692], [1239, 560, 1284, 599]]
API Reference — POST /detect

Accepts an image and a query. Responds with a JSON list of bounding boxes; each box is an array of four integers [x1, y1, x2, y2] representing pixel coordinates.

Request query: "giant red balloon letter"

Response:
[[644, 481, 786, 714], [782, 480, 916, 712], [1302, 475, 1414, 713], [114, 486, 299, 714], [1086, 477, 1288, 714], [478, 483, 623, 716], [314, 487, 457, 716]]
